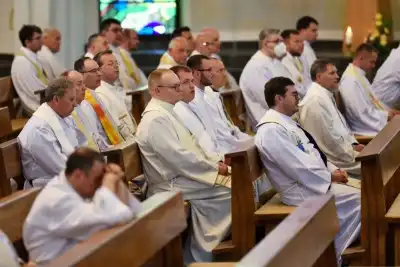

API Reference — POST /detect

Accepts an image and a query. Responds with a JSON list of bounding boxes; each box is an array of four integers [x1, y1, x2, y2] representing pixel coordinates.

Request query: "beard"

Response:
[[200, 74, 212, 86], [290, 51, 302, 57]]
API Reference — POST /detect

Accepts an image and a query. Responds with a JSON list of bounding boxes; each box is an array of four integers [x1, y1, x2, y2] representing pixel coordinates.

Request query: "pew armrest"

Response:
[[190, 263, 235, 267], [125, 86, 148, 96], [34, 89, 46, 95], [220, 88, 241, 96], [254, 194, 296, 221], [385, 194, 400, 223], [354, 135, 374, 145]]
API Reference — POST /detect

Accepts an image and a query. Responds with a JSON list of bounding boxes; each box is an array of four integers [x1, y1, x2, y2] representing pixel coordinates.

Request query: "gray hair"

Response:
[[310, 58, 335, 81], [44, 77, 74, 102], [258, 28, 280, 49]]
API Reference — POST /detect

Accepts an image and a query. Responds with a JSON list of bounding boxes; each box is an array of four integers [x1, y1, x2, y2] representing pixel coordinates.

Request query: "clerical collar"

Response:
[[350, 63, 366, 77], [20, 46, 38, 58], [313, 82, 335, 98], [151, 97, 175, 112], [101, 80, 115, 88], [40, 45, 53, 55], [270, 108, 297, 126]]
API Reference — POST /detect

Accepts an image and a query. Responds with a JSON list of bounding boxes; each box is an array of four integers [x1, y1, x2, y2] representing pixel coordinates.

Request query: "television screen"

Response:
[[99, 0, 178, 35]]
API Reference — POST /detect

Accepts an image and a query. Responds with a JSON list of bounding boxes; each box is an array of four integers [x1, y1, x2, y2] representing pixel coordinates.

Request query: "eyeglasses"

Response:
[[197, 67, 212, 72], [81, 67, 100, 74], [111, 28, 122, 33], [158, 84, 181, 90]]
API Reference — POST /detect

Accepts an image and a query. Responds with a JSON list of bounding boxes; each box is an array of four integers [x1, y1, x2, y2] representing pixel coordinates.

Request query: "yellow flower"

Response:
[[376, 13, 383, 21], [372, 29, 380, 38], [380, 34, 388, 46], [384, 27, 390, 34], [376, 20, 382, 27], [369, 35, 376, 42]]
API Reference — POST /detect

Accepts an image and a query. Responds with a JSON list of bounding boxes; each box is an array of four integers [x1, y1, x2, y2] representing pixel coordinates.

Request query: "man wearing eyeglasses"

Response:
[[136, 68, 231, 264], [240, 28, 292, 130], [11, 24, 48, 115], [157, 37, 189, 69]]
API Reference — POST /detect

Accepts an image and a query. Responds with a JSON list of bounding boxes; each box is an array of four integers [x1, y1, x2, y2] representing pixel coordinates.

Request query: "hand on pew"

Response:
[[352, 143, 365, 152], [331, 169, 348, 184]]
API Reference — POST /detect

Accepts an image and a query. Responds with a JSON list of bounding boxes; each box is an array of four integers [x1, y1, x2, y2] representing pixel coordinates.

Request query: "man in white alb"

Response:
[[11, 25, 48, 114], [281, 29, 311, 97], [296, 16, 319, 72], [171, 26, 195, 55], [340, 43, 400, 136], [94, 50, 137, 140], [239, 28, 291, 128], [299, 59, 363, 176], [136, 68, 231, 264], [18, 78, 80, 188], [372, 43, 400, 109], [23, 148, 141, 265], [84, 33, 109, 59], [157, 37, 189, 69], [256, 76, 360, 260], [37, 28, 65, 81]]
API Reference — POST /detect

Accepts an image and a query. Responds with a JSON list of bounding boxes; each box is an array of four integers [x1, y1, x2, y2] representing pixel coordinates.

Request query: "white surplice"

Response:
[[95, 81, 136, 140], [11, 47, 46, 113], [301, 41, 317, 72], [157, 52, 177, 69], [18, 103, 80, 188], [84, 51, 94, 59], [255, 108, 360, 258], [282, 52, 312, 97], [174, 101, 223, 161], [372, 47, 400, 108], [0, 231, 19, 267], [23, 171, 141, 266], [239, 50, 292, 128], [136, 98, 231, 264], [203, 87, 253, 149], [298, 82, 361, 176], [340, 63, 388, 136], [37, 45, 65, 81]]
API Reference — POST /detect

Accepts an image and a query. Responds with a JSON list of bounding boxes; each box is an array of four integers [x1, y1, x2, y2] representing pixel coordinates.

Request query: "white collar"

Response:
[[312, 82, 335, 98], [350, 63, 366, 77], [20, 46, 38, 59], [40, 45, 53, 55]]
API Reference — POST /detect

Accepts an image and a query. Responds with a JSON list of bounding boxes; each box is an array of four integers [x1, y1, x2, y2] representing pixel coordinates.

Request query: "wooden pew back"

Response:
[[357, 115, 400, 265], [46, 192, 187, 267], [0, 107, 13, 139], [0, 139, 23, 197], [34, 89, 46, 104], [220, 89, 243, 129], [238, 194, 338, 267], [126, 87, 150, 124], [0, 188, 40, 243], [0, 76, 17, 118]]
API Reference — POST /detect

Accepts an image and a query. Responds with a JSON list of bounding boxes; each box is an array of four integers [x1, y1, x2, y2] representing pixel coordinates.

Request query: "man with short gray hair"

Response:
[[240, 28, 292, 129], [298, 59, 363, 176], [157, 37, 189, 69], [18, 77, 81, 188]]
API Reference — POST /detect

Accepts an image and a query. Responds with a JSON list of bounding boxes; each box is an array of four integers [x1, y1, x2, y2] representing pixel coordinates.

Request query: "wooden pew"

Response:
[[0, 76, 18, 118], [126, 86, 150, 124], [191, 194, 339, 267], [34, 88, 46, 104], [46, 191, 187, 267], [0, 139, 23, 198], [216, 139, 364, 264], [0, 106, 27, 141], [220, 89, 242, 129]]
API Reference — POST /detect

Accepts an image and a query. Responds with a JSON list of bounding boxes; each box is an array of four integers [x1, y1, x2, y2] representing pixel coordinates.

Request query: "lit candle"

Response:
[[345, 26, 353, 46]]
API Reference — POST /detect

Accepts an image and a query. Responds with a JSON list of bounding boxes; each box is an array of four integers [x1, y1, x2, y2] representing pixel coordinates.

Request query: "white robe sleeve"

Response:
[[301, 98, 356, 164], [340, 77, 387, 135], [147, 117, 219, 183], [45, 187, 135, 241], [257, 124, 331, 194]]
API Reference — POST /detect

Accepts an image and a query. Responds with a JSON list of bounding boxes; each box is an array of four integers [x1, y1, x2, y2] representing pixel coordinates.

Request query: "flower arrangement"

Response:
[[366, 13, 392, 58]]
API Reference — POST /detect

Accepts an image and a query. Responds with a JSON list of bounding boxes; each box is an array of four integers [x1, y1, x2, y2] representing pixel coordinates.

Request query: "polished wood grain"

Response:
[[126, 86, 150, 124], [0, 138, 22, 197]]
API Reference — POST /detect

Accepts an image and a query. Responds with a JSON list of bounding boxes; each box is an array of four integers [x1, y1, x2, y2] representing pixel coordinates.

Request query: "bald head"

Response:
[[168, 37, 189, 65], [201, 28, 221, 54], [195, 32, 215, 56], [66, 70, 86, 104], [148, 69, 181, 104], [42, 28, 61, 53]]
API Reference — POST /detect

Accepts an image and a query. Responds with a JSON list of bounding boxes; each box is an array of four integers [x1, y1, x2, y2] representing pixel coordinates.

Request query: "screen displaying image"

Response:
[[99, 0, 178, 35]]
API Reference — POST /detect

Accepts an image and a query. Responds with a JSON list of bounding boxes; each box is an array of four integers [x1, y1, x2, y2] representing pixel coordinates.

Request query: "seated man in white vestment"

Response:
[[372, 43, 400, 109], [11, 25, 48, 114], [157, 37, 189, 69], [23, 148, 141, 265], [239, 28, 291, 128], [296, 16, 319, 72], [18, 78, 80, 188], [340, 43, 400, 136], [172, 65, 223, 160], [256, 76, 360, 260], [281, 29, 311, 97], [37, 28, 65, 81], [172, 26, 195, 55], [84, 33, 109, 59], [63, 70, 110, 151], [299, 59, 364, 176], [94, 50, 137, 139], [136, 69, 231, 264], [101, 19, 147, 90], [74, 57, 126, 146]]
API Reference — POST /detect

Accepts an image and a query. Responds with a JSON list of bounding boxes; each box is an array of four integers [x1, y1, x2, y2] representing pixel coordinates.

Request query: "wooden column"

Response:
[[343, 0, 392, 53]]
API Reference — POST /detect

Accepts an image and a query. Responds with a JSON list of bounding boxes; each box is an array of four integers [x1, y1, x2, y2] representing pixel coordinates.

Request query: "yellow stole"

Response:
[[71, 109, 99, 151], [119, 48, 141, 85], [16, 51, 49, 85], [84, 90, 123, 145], [347, 64, 385, 111], [159, 52, 176, 66]]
